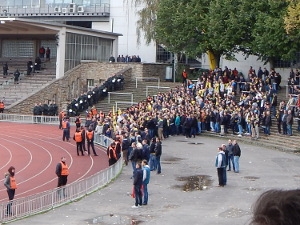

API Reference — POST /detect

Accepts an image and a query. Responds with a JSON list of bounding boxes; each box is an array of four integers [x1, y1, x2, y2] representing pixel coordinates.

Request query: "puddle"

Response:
[[243, 176, 260, 181], [85, 214, 144, 225], [188, 142, 203, 145], [173, 175, 212, 191]]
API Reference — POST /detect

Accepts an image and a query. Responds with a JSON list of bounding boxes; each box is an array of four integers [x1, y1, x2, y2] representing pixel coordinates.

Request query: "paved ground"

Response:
[[10, 135, 300, 225]]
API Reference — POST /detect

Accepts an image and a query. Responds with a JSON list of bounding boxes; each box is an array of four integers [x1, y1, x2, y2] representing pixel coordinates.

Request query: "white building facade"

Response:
[[92, 1, 156, 63]]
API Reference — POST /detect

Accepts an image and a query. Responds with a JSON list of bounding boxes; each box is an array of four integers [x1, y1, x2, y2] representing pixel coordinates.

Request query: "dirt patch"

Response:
[[174, 175, 213, 191], [187, 142, 203, 145], [243, 176, 260, 181]]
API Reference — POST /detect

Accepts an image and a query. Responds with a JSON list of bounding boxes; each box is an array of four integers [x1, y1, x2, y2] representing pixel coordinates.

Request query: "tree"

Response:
[[284, 0, 300, 35], [132, 0, 300, 68], [243, 0, 300, 68], [155, 0, 252, 67]]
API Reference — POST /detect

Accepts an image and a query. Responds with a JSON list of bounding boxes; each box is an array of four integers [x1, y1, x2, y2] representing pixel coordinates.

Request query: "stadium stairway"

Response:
[[95, 79, 179, 114], [203, 86, 300, 152], [0, 59, 56, 107]]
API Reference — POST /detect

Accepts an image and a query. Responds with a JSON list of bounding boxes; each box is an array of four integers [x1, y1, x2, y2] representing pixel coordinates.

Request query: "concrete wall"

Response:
[[6, 62, 168, 114]]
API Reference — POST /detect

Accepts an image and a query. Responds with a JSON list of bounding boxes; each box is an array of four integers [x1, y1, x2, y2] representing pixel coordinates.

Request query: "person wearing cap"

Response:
[[55, 157, 69, 198], [4, 166, 17, 216]]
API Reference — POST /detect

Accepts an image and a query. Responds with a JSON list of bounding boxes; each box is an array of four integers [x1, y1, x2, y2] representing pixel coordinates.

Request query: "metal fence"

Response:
[[107, 92, 134, 104], [135, 77, 160, 88], [145, 86, 171, 97], [0, 115, 122, 223]]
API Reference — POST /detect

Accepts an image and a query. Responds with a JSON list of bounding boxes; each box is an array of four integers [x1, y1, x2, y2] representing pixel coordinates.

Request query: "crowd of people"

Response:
[[33, 101, 58, 122], [116, 55, 141, 63]]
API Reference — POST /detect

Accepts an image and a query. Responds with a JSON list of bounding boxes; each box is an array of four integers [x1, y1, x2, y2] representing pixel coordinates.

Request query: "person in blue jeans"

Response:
[[149, 138, 157, 171], [142, 160, 151, 205], [155, 137, 162, 174], [232, 140, 241, 173]]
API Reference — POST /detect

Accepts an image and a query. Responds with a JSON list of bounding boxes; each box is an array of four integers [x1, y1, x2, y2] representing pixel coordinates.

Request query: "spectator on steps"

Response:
[[13, 69, 20, 84], [3, 62, 8, 77]]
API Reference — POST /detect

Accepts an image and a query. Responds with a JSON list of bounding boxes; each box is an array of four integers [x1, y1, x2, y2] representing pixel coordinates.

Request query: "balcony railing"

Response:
[[0, 3, 110, 17]]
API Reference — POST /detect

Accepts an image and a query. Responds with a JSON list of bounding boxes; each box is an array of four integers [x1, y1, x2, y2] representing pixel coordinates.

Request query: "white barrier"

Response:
[[135, 77, 160, 88]]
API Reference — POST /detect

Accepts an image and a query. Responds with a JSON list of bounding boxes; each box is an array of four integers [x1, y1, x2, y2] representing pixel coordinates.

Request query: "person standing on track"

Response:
[[55, 157, 69, 198], [74, 127, 84, 156], [86, 126, 98, 156], [81, 125, 87, 152], [4, 166, 17, 216], [62, 116, 70, 142], [59, 110, 66, 129]]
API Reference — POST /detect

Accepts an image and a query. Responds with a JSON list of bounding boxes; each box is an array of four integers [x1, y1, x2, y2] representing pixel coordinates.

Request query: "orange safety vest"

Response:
[[108, 147, 117, 160], [62, 121, 67, 129], [10, 176, 17, 189], [0, 102, 4, 109], [60, 162, 69, 176], [86, 131, 93, 140], [74, 132, 82, 142]]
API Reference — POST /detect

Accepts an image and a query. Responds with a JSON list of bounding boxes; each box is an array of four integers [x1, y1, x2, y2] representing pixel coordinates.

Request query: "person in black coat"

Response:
[[155, 137, 162, 174], [132, 162, 143, 208]]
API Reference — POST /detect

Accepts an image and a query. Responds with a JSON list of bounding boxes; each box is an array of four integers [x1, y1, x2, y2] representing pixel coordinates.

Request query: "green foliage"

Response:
[[245, 0, 300, 62], [132, 0, 300, 66]]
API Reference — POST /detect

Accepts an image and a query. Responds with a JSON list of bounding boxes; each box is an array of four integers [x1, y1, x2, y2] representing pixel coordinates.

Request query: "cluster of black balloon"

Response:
[[67, 74, 125, 117]]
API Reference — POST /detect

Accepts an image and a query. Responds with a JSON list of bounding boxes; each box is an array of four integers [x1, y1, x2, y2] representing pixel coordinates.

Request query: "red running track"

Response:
[[0, 122, 109, 202]]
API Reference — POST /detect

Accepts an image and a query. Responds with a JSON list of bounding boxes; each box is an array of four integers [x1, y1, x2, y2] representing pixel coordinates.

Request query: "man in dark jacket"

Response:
[[132, 162, 143, 208], [232, 140, 241, 173], [155, 137, 162, 174]]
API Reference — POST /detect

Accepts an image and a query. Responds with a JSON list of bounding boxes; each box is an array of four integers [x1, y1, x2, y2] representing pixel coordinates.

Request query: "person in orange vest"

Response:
[[58, 110, 66, 129], [107, 142, 118, 166], [73, 127, 84, 156], [62, 117, 70, 142], [182, 69, 188, 86], [91, 106, 98, 116], [55, 157, 69, 198], [0, 100, 5, 113], [4, 166, 17, 216], [86, 127, 98, 156]]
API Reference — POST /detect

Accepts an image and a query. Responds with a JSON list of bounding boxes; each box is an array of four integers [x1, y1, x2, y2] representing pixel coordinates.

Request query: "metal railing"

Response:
[[115, 101, 138, 111], [0, 116, 122, 223], [145, 86, 171, 97], [0, 3, 110, 16], [0, 113, 80, 125], [135, 77, 160, 88], [107, 92, 133, 104]]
